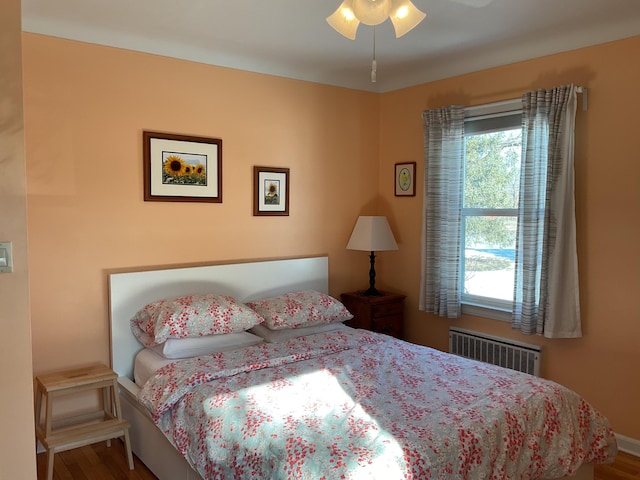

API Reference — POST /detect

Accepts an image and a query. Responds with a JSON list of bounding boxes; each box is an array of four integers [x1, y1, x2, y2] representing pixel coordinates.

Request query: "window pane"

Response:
[[463, 216, 516, 301], [464, 129, 521, 209]]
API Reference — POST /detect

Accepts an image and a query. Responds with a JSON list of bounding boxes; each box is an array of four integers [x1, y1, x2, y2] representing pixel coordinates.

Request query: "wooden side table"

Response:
[[341, 291, 406, 339], [34, 364, 134, 480]]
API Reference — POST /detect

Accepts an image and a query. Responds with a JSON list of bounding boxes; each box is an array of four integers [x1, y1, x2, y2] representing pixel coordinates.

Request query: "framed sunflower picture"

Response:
[[143, 131, 222, 203], [395, 161, 416, 197], [253, 166, 289, 216]]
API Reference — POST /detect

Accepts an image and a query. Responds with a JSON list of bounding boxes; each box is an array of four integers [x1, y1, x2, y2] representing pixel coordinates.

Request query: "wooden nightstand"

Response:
[[341, 291, 406, 339], [34, 364, 134, 480]]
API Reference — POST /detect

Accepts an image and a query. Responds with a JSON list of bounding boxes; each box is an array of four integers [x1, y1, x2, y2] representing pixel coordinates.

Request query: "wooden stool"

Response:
[[34, 364, 134, 480]]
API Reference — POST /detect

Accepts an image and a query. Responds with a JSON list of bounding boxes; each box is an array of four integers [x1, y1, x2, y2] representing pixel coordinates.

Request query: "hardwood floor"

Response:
[[36, 440, 156, 480], [595, 452, 640, 480], [37, 441, 639, 480]]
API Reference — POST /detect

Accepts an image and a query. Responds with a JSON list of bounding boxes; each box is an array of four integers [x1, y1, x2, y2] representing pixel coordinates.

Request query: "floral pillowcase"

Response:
[[131, 293, 265, 347], [245, 290, 353, 330]]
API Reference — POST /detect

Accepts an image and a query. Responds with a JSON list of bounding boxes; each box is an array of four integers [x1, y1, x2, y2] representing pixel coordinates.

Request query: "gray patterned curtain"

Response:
[[513, 85, 582, 337], [420, 106, 465, 317]]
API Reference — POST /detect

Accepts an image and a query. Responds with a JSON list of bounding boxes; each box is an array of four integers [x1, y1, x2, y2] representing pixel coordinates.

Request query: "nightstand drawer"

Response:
[[372, 302, 403, 318], [340, 291, 406, 339], [371, 316, 402, 337]]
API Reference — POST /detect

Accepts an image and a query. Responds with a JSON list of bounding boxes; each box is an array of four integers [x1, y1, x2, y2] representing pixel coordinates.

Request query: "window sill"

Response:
[[461, 302, 511, 322]]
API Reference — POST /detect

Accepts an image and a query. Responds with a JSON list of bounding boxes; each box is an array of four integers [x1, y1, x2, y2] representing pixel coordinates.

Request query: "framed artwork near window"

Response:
[[395, 162, 416, 196], [143, 131, 222, 203], [253, 166, 290, 216]]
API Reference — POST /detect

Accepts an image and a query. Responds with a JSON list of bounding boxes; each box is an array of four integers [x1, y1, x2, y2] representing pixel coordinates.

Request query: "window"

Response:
[[422, 86, 580, 335], [461, 106, 521, 320]]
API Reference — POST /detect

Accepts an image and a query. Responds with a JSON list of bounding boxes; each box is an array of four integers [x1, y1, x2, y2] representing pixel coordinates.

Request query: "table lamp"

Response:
[[346, 216, 398, 296]]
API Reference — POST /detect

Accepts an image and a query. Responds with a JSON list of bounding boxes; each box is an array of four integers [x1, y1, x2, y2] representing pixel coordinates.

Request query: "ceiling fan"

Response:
[[326, 0, 495, 83], [327, 0, 495, 40]]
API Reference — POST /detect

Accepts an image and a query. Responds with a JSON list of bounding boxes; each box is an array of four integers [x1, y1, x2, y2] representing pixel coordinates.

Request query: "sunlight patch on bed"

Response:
[[220, 368, 406, 475]]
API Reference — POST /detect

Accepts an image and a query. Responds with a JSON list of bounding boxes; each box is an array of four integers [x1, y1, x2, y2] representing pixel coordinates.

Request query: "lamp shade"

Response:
[[347, 216, 398, 252]]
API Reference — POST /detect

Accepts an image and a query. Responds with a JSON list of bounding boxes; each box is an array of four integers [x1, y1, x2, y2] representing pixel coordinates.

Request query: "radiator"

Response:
[[449, 327, 541, 376]]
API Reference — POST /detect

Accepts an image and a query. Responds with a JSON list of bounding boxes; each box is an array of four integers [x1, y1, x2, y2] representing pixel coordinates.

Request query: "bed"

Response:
[[109, 256, 617, 479]]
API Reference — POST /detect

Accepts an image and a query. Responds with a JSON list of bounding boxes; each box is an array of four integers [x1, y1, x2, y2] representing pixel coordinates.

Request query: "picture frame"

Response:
[[395, 161, 416, 197], [143, 131, 222, 203], [253, 166, 290, 216]]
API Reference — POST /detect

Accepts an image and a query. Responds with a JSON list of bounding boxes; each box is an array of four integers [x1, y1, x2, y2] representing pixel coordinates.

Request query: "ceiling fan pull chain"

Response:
[[371, 26, 377, 83]]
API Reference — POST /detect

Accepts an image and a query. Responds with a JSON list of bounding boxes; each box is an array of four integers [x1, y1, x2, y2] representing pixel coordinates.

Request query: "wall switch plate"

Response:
[[0, 242, 13, 273]]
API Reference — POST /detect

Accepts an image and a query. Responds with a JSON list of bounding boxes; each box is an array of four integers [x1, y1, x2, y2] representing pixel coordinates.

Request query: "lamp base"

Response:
[[358, 286, 384, 297], [359, 250, 383, 297]]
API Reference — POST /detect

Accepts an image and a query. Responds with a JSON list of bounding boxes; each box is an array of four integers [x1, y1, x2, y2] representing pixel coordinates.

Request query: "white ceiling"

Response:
[[21, 0, 640, 93]]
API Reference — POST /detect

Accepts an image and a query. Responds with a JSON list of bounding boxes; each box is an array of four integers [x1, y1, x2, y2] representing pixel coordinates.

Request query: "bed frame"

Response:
[[108, 255, 594, 480], [109, 256, 329, 479]]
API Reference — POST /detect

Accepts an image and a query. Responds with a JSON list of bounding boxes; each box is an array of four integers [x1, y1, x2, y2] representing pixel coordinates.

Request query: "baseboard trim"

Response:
[[616, 433, 640, 457]]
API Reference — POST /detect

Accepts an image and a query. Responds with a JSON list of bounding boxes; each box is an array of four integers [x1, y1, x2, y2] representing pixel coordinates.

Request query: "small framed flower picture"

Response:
[[253, 166, 290, 216], [395, 162, 416, 197], [143, 131, 222, 203]]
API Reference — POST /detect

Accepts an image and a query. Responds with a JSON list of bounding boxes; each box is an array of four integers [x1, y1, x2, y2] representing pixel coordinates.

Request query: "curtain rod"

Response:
[[577, 86, 588, 110], [466, 86, 587, 114]]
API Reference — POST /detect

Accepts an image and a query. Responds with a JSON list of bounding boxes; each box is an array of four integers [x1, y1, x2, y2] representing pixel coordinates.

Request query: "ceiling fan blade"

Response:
[[447, 0, 495, 7]]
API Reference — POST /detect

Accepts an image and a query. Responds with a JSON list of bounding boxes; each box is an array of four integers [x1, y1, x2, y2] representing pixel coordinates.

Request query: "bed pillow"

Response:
[[151, 331, 264, 359], [245, 290, 353, 330], [249, 322, 348, 343], [131, 293, 265, 347]]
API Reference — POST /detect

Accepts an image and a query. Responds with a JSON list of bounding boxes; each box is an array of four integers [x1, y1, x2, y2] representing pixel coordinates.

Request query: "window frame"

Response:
[[460, 101, 522, 321]]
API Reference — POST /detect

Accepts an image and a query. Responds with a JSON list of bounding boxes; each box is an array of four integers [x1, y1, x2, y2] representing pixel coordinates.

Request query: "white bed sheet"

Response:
[[134, 348, 177, 386]]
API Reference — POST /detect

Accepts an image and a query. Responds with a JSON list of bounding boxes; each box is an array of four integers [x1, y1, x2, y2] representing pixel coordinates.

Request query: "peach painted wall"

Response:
[[22, 34, 381, 409], [0, 0, 37, 478], [22, 30, 640, 447], [379, 36, 640, 441]]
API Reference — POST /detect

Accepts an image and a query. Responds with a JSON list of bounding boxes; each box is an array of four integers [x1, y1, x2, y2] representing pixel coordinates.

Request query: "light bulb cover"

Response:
[[353, 0, 392, 26], [326, 0, 360, 40], [389, 0, 426, 37]]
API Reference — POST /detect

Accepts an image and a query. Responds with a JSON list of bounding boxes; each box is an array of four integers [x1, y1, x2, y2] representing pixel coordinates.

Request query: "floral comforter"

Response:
[[138, 329, 617, 479]]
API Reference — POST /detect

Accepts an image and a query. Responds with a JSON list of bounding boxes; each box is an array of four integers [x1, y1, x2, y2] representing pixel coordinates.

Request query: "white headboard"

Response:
[[109, 256, 329, 380]]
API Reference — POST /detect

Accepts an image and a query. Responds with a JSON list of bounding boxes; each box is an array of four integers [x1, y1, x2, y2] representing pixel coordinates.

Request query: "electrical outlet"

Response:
[[0, 242, 13, 273]]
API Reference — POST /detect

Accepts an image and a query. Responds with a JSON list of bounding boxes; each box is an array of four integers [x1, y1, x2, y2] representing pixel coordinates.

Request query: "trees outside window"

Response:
[[462, 124, 521, 308]]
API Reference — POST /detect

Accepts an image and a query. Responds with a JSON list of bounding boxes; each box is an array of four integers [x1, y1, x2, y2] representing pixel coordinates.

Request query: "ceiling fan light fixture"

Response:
[[328, 0, 425, 39], [389, 0, 426, 37], [326, 0, 361, 40], [353, 0, 392, 26]]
